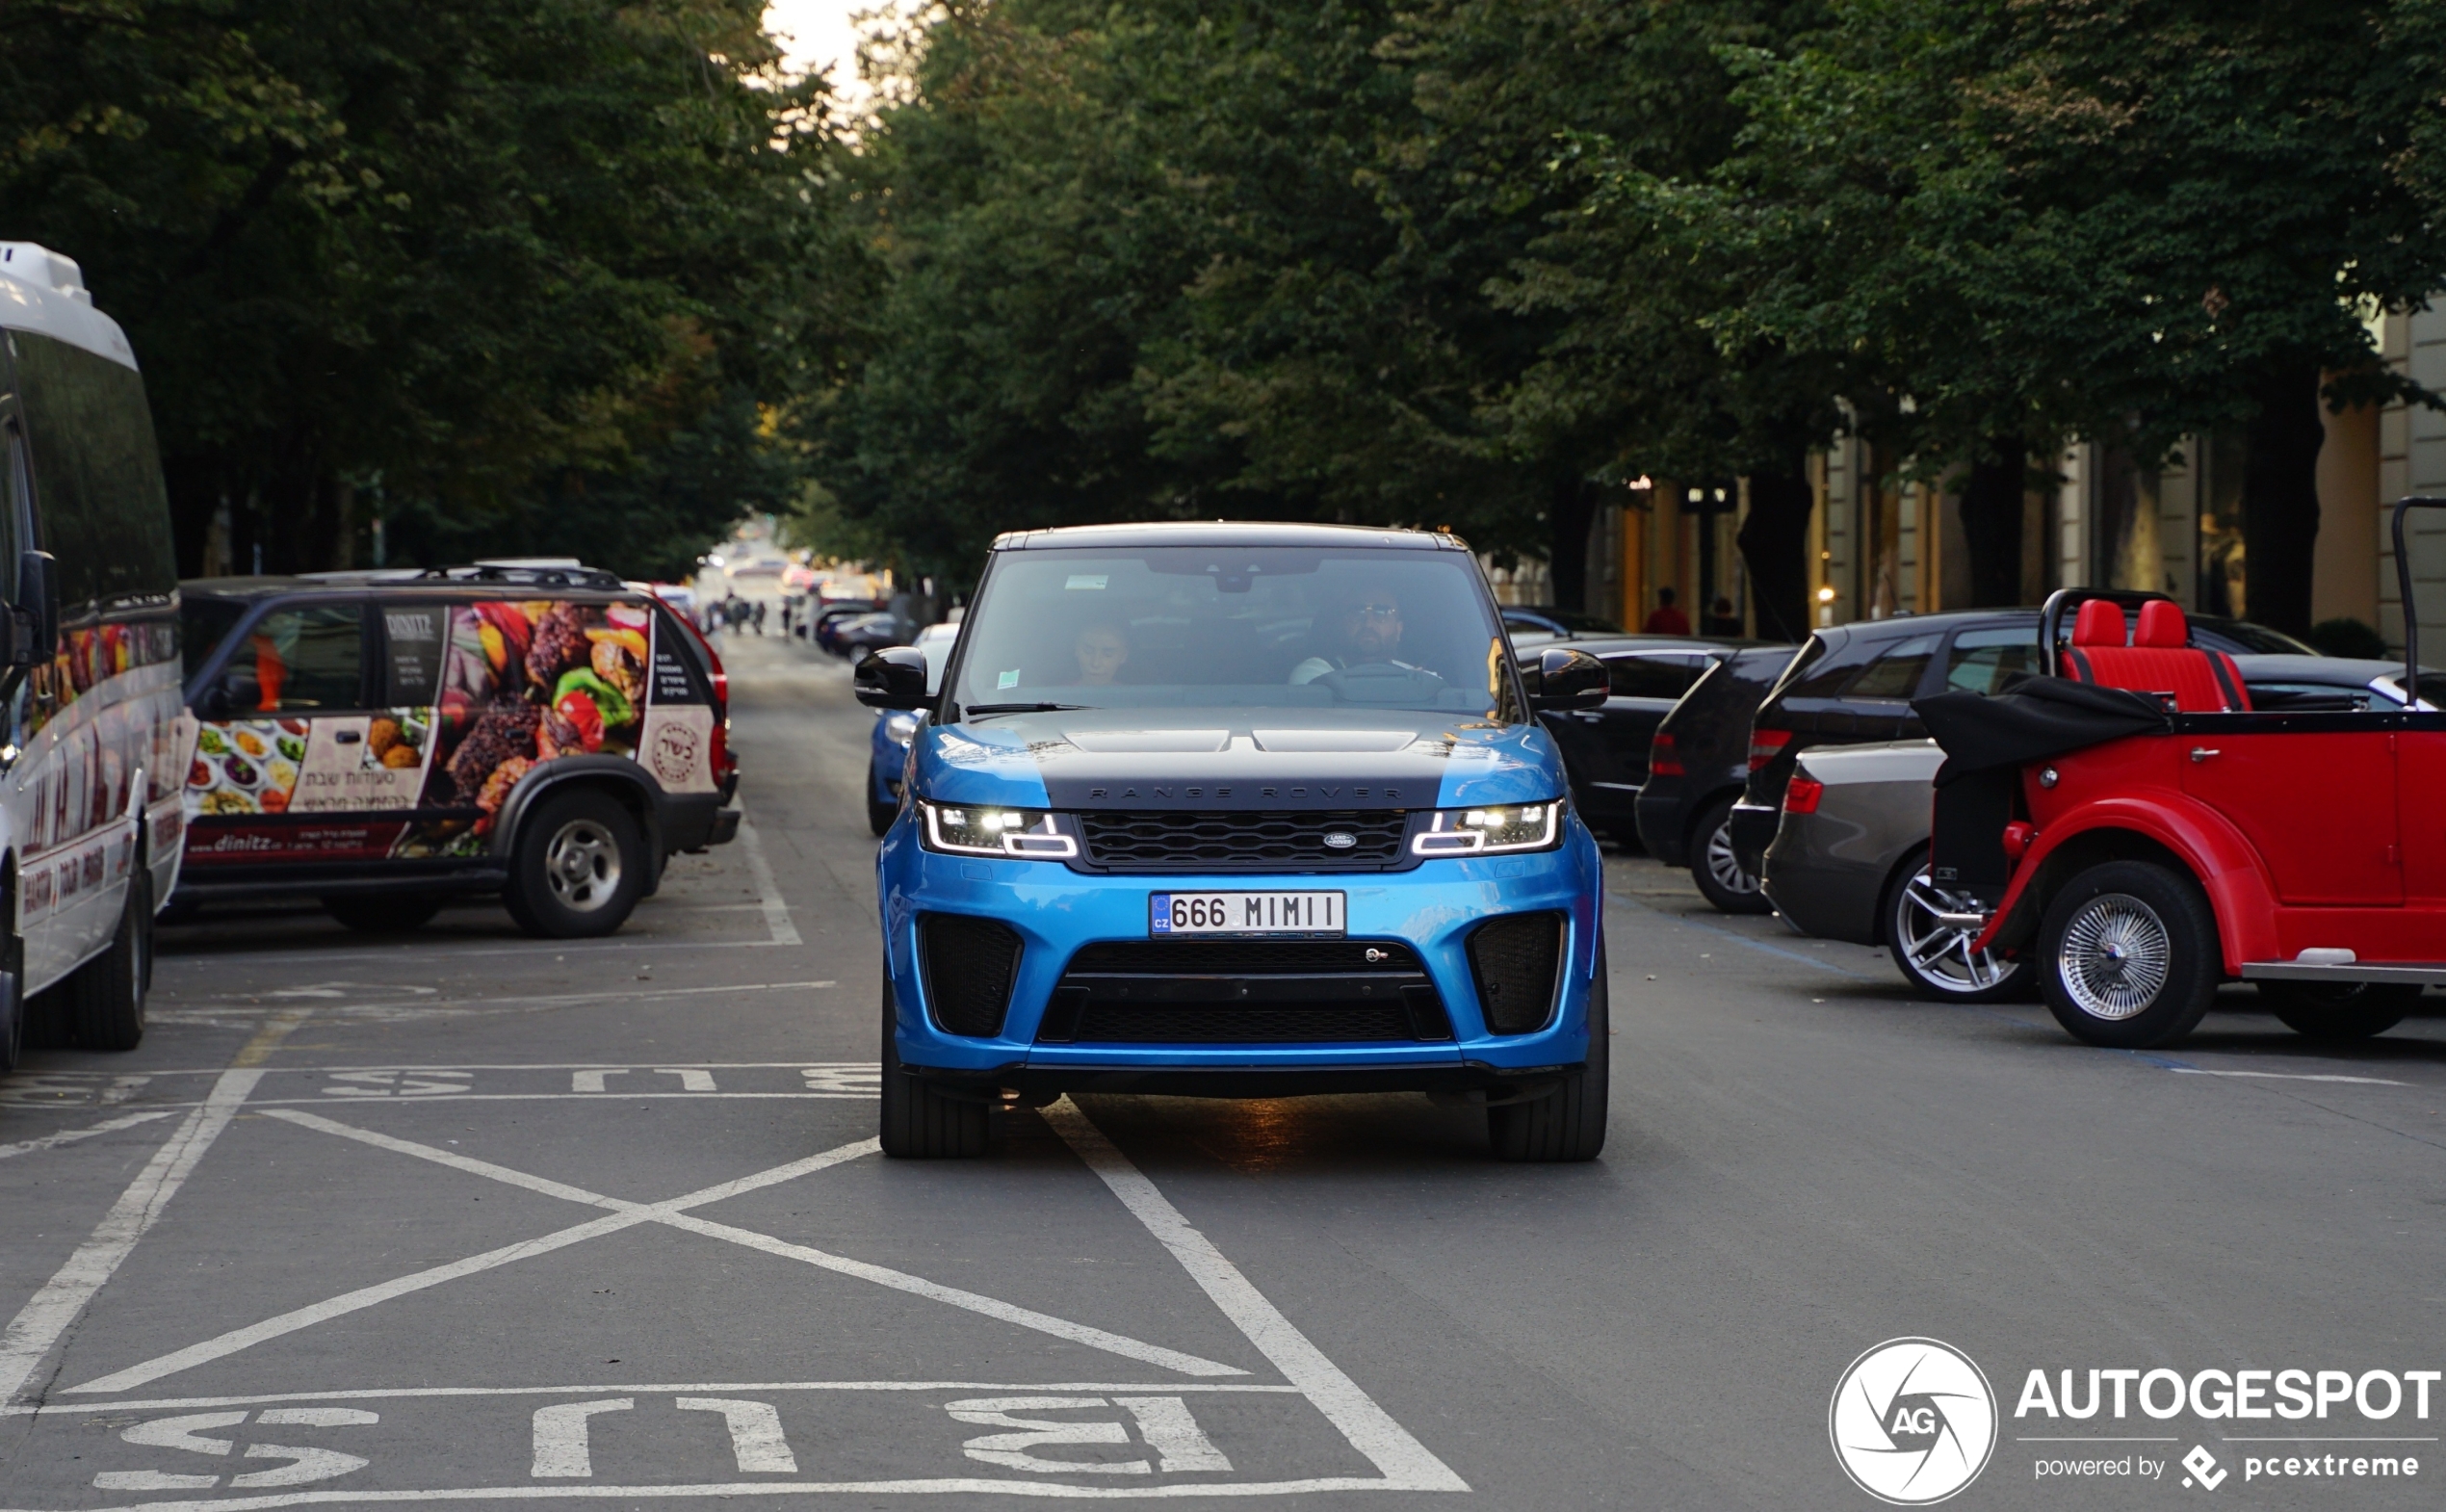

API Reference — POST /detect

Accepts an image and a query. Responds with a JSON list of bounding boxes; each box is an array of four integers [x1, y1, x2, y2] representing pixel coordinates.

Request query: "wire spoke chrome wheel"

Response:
[[2056, 892, 2172, 1021], [1894, 873, 2014, 994], [543, 819, 623, 913], [1704, 821, 1759, 895]]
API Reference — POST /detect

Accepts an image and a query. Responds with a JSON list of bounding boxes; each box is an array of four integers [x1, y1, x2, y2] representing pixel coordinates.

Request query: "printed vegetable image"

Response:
[[555, 668, 634, 728], [196, 728, 227, 756], [546, 690, 606, 756]]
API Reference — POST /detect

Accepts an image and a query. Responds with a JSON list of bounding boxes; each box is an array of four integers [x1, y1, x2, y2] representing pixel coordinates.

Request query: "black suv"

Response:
[[1726, 606, 2312, 874], [1527, 635, 1761, 847], [1631, 646, 1802, 911], [177, 562, 740, 936]]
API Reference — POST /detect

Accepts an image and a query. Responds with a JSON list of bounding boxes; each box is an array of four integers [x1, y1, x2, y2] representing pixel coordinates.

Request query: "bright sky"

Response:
[[764, 0, 872, 106]]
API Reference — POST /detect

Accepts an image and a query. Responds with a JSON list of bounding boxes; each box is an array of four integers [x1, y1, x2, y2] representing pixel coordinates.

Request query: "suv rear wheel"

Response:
[[2039, 860, 2219, 1048], [878, 963, 988, 1158], [1489, 939, 1608, 1161], [1691, 795, 1772, 914], [503, 788, 646, 938], [1886, 852, 2034, 1003], [2258, 980, 2419, 1041]]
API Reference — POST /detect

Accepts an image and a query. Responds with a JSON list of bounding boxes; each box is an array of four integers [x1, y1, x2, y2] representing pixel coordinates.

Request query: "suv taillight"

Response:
[[1747, 727, 1792, 771], [711, 715, 734, 780], [1648, 731, 1683, 777], [1782, 775, 1824, 815]]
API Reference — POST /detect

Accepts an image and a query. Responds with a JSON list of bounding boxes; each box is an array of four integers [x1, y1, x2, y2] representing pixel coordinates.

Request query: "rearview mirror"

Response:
[[1524, 646, 1610, 711], [855, 645, 932, 710]]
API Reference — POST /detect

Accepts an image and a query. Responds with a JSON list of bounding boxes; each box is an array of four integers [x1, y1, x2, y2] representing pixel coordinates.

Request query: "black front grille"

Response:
[[1468, 913, 1564, 1034], [920, 914, 1022, 1037], [1042, 938, 1450, 1044], [1078, 810, 1410, 871]]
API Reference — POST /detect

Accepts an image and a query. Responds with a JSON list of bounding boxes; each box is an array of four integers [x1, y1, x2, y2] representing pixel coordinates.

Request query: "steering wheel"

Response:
[[1319, 663, 1448, 703]]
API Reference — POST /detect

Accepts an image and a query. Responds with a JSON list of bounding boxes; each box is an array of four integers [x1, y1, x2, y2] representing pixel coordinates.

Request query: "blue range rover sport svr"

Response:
[[857, 522, 1611, 1161]]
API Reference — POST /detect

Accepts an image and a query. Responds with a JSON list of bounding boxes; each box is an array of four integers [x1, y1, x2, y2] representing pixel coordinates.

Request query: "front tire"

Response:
[[502, 788, 646, 939], [71, 867, 151, 1053], [866, 761, 897, 837], [1690, 795, 1772, 915], [1886, 853, 2034, 1003], [1489, 938, 1608, 1161], [878, 964, 987, 1158], [2259, 980, 2419, 1041], [2039, 860, 2219, 1048], [0, 926, 23, 1074]]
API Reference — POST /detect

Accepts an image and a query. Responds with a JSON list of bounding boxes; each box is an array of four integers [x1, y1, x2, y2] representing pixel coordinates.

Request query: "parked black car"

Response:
[[1725, 603, 2316, 876], [1630, 645, 1802, 911], [1501, 605, 1623, 646], [1525, 635, 1759, 846], [810, 599, 884, 652]]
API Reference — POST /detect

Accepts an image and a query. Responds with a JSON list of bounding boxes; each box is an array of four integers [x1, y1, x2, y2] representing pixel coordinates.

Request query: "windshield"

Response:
[[949, 545, 1511, 717]]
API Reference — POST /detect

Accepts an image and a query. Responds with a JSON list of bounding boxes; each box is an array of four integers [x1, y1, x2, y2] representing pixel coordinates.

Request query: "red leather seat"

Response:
[[2062, 599, 2249, 712]]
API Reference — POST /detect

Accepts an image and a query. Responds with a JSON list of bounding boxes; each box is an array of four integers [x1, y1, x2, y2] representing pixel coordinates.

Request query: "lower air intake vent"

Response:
[[1468, 913, 1564, 1035], [920, 914, 1022, 1037]]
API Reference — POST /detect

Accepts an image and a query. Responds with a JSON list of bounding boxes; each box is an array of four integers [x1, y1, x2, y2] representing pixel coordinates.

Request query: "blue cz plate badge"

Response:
[[1150, 891, 1346, 937]]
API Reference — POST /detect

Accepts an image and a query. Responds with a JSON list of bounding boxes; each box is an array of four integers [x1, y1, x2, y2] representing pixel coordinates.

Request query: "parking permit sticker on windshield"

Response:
[[998, 669, 1021, 690], [1065, 575, 1108, 590]]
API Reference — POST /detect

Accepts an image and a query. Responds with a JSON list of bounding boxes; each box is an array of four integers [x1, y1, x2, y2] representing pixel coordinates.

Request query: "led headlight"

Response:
[[1411, 800, 1564, 856], [919, 801, 1078, 859]]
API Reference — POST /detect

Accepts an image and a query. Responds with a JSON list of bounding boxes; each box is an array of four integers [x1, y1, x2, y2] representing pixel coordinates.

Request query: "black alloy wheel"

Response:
[[1690, 795, 1772, 915]]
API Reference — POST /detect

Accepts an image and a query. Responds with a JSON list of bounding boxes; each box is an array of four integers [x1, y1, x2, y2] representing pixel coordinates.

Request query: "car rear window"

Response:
[[1844, 634, 1939, 699], [1943, 627, 2042, 694], [1602, 654, 1705, 700]]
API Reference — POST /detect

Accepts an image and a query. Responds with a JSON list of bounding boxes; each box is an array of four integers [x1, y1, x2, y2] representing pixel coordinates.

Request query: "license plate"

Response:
[[1150, 891, 1345, 937]]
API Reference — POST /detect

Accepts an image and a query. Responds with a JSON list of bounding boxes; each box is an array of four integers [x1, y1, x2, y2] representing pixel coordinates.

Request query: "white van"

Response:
[[0, 243, 186, 1068]]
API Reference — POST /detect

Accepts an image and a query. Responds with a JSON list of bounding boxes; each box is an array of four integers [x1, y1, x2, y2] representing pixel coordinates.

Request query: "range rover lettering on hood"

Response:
[[913, 708, 1559, 811]]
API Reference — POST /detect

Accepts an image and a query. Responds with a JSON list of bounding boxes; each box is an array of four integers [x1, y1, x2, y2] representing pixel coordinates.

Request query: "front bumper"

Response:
[[875, 817, 1604, 1091]]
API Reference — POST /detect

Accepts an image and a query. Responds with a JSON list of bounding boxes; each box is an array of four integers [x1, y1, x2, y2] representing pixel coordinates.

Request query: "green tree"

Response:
[[0, 0, 859, 577]]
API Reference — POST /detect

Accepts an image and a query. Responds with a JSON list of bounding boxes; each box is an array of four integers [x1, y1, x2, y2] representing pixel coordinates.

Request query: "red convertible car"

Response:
[[1918, 499, 2446, 1048]]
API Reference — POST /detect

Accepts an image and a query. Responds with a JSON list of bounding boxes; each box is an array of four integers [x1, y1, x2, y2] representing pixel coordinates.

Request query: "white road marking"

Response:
[[677, 1398, 797, 1473], [3, 1061, 879, 1078], [4, 1382, 1304, 1418], [531, 1399, 631, 1477], [1043, 1098, 1469, 1493], [0, 1473, 1416, 1505], [1114, 1396, 1233, 1473], [67, 1134, 882, 1395], [169, 982, 843, 1017], [734, 819, 802, 947], [0, 1110, 176, 1161], [72, 1116, 1244, 1389], [570, 1070, 625, 1093], [2172, 1068, 2413, 1085], [0, 1069, 267, 1403], [652, 1069, 716, 1091], [947, 1396, 1146, 1475]]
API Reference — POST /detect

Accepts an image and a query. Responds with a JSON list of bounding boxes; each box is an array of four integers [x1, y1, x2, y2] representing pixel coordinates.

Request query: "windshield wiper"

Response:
[[963, 702, 1091, 717]]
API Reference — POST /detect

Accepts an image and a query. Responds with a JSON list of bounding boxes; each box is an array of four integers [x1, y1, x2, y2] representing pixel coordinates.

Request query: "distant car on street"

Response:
[[1631, 645, 1803, 911], [832, 610, 914, 660], [1501, 606, 1623, 648]]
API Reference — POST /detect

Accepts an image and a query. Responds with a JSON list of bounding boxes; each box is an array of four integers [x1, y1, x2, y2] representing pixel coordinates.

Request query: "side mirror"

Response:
[[195, 682, 236, 720], [1525, 646, 1610, 711], [854, 645, 932, 710], [10, 550, 53, 668]]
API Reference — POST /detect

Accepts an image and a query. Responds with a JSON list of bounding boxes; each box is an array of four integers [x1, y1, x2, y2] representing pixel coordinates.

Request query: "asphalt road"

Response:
[[2, 633, 2441, 1511]]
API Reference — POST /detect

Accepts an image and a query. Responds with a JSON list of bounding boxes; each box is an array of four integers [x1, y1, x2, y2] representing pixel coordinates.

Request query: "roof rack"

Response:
[[412, 560, 629, 591]]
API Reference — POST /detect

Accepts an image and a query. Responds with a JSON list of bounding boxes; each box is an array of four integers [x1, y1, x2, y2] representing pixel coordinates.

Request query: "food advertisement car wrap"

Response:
[[186, 598, 674, 866]]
